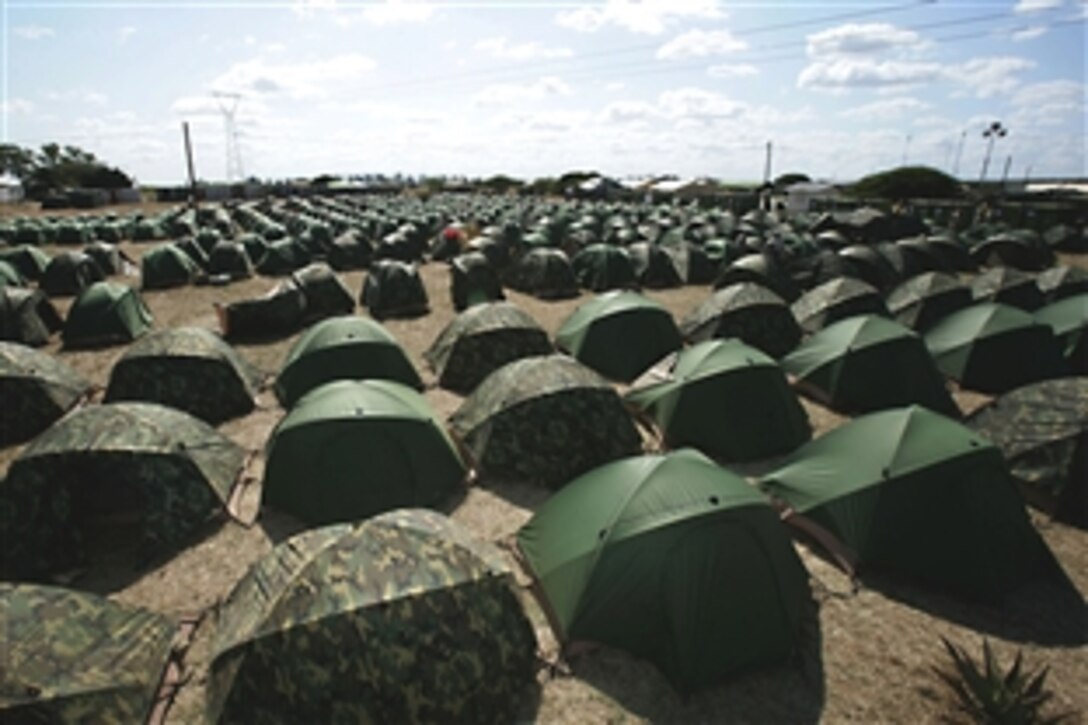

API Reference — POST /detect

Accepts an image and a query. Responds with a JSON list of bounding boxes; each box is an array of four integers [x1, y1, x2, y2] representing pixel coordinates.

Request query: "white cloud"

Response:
[[13, 25, 54, 40], [839, 97, 930, 120], [473, 77, 571, 107], [210, 53, 376, 97], [244, 35, 257, 46], [601, 100, 660, 124], [658, 87, 745, 122], [806, 23, 923, 57], [798, 58, 943, 90], [43, 89, 109, 106], [1011, 79, 1084, 106], [1013, 0, 1063, 12], [474, 37, 573, 61], [912, 115, 957, 129], [656, 29, 746, 60], [117, 26, 136, 44], [0, 98, 35, 115], [1010, 25, 1048, 41], [555, 0, 722, 35], [605, 82, 627, 93], [947, 56, 1036, 97], [265, 43, 287, 53], [291, 0, 338, 17], [707, 63, 759, 78], [358, 1, 434, 26]]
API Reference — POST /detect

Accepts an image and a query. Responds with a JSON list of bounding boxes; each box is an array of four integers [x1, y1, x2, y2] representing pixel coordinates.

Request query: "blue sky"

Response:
[[2, 0, 1084, 184]]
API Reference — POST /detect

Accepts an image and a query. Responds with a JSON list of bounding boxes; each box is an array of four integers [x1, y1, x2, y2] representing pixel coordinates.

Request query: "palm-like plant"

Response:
[[934, 637, 1070, 724]]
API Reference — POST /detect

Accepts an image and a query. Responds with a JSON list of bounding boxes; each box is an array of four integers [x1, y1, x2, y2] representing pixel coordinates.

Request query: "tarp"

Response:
[[450, 354, 640, 489], [556, 290, 682, 382], [275, 316, 421, 408], [626, 340, 810, 460], [759, 406, 1071, 601], [517, 449, 811, 693], [207, 509, 537, 723], [263, 380, 465, 525]]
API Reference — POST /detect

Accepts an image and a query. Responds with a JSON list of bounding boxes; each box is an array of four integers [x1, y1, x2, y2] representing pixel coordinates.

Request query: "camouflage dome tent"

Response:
[[206, 509, 538, 723], [0, 584, 175, 723], [925, 303, 1066, 394], [450, 354, 640, 489], [255, 237, 311, 276], [449, 251, 505, 311], [503, 248, 580, 300], [41, 251, 105, 297], [556, 290, 682, 383], [1, 287, 63, 347], [625, 242, 683, 289], [263, 380, 466, 526], [0, 402, 245, 580], [218, 280, 306, 341], [626, 340, 811, 461], [791, 276, 889, 334], [1034, 294, 1088, 375], [886, 272, 973, 332], [1036, 265, 1088, 303], [0, 342, 92, 445], [360, 259, 429, 320], [967, 377, 1087, 526], [971, 266, 1046, 312], [62, 282, 153, 349], [517, 449, 812, 693], [327, 228, 372, 271], [207, 241, 255, 281], [680, 282, 801, 358], [571, 243, 637, 292], [290, 262, 356, 322], [141, 243, 201, 290], [782, 315, 958, 417], [759, 406, 1073, 602], [104, 327, 263, 424], [714, 252, 801, 303], [425, 301, 553, 394], [274, 316, 421, 408], [84, 241, 125, 276]]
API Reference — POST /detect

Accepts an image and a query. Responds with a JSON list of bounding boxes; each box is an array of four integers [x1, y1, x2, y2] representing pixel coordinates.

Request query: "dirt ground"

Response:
[[2, 212, 1085, 724]]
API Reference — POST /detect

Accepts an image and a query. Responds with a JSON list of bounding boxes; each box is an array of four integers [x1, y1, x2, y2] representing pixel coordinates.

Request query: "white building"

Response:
[[0, 174, 24, 204]]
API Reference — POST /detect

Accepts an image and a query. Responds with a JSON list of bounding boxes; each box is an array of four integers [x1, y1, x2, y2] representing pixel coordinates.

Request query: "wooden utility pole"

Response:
[[182, 121, 198, 209]]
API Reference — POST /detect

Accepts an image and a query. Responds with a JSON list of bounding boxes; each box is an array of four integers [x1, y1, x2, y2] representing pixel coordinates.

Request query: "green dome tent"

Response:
[[0, 245, 51, 281], [0, 402, 245, 580], [967, 378, 1087, 526], [714, 253, 801, 302], [0, 342, 92, 446], [41, 251, 105, 297], [450, 251, 505, 311], [207, 241, 255, 281], [1036, 265, 1088, 303], [255, 237, 311, 276], [556, 290, 682, 382], [791, 277, 889, 334], [0, 259, 24, 288], [886, 272, 972, 332], [1, 287, 63, 347], [837, 244, 899, 292], [1034, 294, 1087, 375], [104, 327, 263, 423], [218, 280, 307, 341], [327, 229, 372, 271], [626, 340, 810, 461], [925, 303, 1066, 394], [624, 242, 682, 289], [291, 262, 356, 322], [971, 267, 1046, 312], [571, 243, 637, 292], [450, 354, 640, 489], [424, 301, 552, 393], [360, 260, 429, 320], [680, 283, 801, 358], [141, 243, 201, 290], [503, 248, 580, 300], [517, 449, 812, 693], [262, 380, 465, 526], [206, 509, 537, 723], [0, 583, 176, 724], [84, 241, 124, 276], [782, 315, 958, 417], [759, 406, 1071, 601], [274, 316, 422, 409], [62, 282, 153, 349]]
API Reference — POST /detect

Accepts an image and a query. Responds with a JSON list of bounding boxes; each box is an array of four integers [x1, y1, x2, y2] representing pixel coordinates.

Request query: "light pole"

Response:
[[979, 121, 1007, 185]]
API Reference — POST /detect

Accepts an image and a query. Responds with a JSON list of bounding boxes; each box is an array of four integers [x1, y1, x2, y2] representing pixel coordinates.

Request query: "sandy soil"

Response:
[[1, 209, 1085, 724]]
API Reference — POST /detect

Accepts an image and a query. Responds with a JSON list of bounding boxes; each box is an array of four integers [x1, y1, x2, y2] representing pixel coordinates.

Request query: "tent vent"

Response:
[[598, 529, 608, 539], [708, 496, 720, 505]]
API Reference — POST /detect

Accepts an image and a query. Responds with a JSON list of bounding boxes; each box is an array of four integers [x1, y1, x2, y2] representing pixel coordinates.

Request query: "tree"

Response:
[[849, 166, 963, 200], [773, 172, 811, 191], [0, 142, 133, 199], [479, 175, 523, 194]]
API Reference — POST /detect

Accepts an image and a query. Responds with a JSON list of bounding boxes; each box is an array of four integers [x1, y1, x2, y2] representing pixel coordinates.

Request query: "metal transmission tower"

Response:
[[212, 91, 245, 182]]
